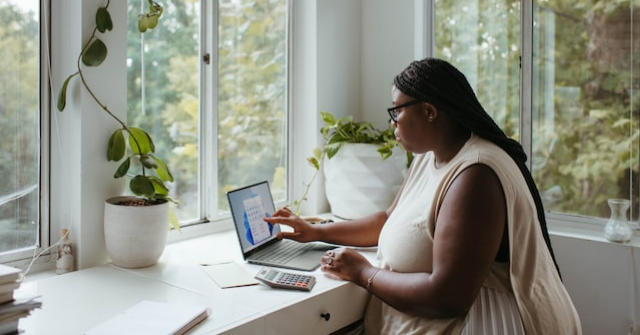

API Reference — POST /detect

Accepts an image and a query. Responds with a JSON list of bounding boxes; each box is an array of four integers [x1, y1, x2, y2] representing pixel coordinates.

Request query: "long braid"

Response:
[[394, 58, 561, 276]]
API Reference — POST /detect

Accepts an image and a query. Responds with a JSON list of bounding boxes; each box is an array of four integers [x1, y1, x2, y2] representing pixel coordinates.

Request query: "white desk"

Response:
[[18, 230, 375, 334]]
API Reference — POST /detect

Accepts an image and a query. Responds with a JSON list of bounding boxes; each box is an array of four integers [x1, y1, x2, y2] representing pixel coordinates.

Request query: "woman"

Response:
[[264, 58, 581, 334]]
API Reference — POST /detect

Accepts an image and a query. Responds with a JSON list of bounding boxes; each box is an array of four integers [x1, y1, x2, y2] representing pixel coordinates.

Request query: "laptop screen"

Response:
[[227, 181, 281, 254]]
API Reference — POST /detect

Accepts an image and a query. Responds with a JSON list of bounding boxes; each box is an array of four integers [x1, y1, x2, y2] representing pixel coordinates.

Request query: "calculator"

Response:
[[255, 267, 316, 291]]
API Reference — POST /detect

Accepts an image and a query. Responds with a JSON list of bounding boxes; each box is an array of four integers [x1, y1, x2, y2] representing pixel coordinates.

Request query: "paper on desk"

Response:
[[201, 261, 259, 289]]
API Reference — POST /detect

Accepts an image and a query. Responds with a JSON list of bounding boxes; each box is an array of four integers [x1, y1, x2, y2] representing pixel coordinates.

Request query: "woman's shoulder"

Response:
[[465, 134, 513, 163]]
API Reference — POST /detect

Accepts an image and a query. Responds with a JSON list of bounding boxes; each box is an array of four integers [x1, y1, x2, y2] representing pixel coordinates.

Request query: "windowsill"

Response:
[[548, 215, 640, 248], [19, 212, 640, 285]]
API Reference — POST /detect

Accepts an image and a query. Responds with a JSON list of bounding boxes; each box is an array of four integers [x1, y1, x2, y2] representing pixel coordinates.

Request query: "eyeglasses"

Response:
[[386, 100, 422, 123]]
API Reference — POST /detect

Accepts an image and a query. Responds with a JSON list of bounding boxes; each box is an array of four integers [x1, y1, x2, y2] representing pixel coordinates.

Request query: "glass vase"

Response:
[[603, 198, 633, 243]]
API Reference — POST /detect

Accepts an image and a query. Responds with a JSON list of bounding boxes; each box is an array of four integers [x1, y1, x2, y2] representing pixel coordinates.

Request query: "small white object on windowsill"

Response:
[[56, 229, 75, 275]]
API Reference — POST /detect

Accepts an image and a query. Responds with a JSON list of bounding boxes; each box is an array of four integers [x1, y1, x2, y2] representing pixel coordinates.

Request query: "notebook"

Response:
[[84, 300, 211, 335], [227, 181, 333, 271]]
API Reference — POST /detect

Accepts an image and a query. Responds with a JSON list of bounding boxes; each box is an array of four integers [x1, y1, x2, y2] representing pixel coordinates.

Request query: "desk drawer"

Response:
[[264, 284, 368, 335]]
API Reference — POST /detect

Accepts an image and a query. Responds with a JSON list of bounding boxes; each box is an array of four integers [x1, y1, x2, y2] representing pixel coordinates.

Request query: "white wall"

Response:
[[51, 0, 128, 269], [295, 0, 416, 215], [317, 0, 362, 119], [551, 233, 640, 334], [361, 0, 416, 127]]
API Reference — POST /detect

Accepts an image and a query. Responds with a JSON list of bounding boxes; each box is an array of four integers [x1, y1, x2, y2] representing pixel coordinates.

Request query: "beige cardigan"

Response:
[[364, 134, 581, 334]]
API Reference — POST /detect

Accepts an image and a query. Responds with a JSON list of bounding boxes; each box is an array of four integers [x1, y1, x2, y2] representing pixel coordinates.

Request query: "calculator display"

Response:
[[265, 270, 278, 281]]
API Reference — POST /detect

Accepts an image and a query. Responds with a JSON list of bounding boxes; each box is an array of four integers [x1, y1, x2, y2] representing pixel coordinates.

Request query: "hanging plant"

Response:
[[57, 0, 179, 229]]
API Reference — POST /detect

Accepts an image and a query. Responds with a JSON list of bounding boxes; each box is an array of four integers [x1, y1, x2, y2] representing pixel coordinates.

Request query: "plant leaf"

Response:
[[150, 154, 174, 182], [130, 175, 155, 198], [149, 176, 169, 195], [169, 209, 180, 232], [140, 155, 158, 169], [113, 157, 130, 178], [320, 111, 336, 125], [82, 38, 108, 67], [147, 14, 159, 29], [96, 7, 113, 33], [325, 143, 342, 159], [128, 127, 154, 155], [377, 144, 393, 160], [57, 73, 77, 111], [312, 147, 323, 161], [107, 129, 126, 161], [138, 15, 149, 33], [307, 157, 319, 170]]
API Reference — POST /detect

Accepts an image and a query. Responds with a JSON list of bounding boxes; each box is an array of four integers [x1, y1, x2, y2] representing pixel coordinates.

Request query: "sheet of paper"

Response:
[[201, 261, 258, 289]]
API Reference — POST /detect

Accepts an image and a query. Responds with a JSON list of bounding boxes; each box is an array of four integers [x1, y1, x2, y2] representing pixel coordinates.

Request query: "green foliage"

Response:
[[435, 0, 639, 219], [316, 112, 412, 166], [529, 2, 639, 218], [137, 0, 163, 32], [216, 0, 289, 205], [57, 0, 178, 229], [292, 111, 413, 215], [123, 0, 290, 218]]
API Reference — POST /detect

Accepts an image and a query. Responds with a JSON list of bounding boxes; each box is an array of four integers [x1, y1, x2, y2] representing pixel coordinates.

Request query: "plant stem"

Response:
[[294, 152, 325, 215], [75, 0, 145, 161], [76, 1, 125, 131]]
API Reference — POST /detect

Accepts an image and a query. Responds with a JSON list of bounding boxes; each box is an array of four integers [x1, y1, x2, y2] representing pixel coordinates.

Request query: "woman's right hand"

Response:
[[263, 207, 321, 243]]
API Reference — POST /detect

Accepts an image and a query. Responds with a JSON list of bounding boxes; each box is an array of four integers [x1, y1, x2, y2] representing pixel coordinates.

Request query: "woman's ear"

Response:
[[423, 102, 438, 122]]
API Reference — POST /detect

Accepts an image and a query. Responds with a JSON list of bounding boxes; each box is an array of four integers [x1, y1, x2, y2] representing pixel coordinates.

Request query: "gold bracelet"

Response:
[[366, 268, 381, 291]]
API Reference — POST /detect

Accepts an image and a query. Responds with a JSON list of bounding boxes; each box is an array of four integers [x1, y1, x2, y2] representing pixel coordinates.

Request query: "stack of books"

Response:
[[0, 264, 41, 335]]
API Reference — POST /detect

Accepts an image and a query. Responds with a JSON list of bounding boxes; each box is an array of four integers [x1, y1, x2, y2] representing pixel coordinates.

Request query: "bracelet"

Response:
[[366, 268, 381, 291]]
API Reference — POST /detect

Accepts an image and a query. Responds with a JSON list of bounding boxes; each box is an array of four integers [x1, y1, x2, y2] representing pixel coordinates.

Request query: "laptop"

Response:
[[226, 181, 334, 271]]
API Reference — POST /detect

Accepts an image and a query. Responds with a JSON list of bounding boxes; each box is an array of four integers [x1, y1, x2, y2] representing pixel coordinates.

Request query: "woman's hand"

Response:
[[263, 207, 321, 242], [321, 247, 373, 285]]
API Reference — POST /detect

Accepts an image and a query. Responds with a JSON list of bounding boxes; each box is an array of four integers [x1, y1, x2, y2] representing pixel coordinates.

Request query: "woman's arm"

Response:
[[317, 210, 388, 246], [327, 164, 507, 318], [264, 209, 388, 247]]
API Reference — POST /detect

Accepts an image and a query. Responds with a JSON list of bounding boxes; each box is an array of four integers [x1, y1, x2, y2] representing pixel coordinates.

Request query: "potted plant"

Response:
[[294, 111, 413, 219], [57, 0, 176, 268]]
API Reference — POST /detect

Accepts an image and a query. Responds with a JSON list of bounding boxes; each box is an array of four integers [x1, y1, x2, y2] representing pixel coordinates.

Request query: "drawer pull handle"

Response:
[[320, 313, 331, 321]]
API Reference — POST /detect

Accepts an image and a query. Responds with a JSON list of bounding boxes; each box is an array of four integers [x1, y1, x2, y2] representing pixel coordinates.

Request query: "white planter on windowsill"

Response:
[[323, 143, 406, 220], [103, 196, 169, 268]]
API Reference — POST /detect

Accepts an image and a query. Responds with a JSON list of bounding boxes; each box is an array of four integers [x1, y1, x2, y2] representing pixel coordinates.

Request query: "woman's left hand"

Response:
[[321, 247, 372, 283]]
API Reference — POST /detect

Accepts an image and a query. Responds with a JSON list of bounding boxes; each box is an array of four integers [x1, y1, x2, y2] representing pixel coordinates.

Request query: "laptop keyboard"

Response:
[[251, 240, 315, 263]]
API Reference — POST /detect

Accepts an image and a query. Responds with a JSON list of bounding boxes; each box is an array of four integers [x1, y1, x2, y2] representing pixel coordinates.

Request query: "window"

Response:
[[434, 0, 521, 140], [433, 0, 639, 223], [531, 1, 639, 221], [126, 0, 289, 226], [0, 1, 42, 258]]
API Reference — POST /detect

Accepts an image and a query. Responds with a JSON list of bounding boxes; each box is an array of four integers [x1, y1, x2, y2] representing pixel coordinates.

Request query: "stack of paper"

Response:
[[0, 264, 41, 335]]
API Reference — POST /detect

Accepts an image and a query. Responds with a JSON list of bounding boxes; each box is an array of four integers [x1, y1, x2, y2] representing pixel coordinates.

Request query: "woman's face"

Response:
[[390, 86, 432, 154]]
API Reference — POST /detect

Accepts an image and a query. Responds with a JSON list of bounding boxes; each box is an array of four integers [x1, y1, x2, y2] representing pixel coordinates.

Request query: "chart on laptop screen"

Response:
[[243, 196, 271, 244], [227, 181, 279, 253]]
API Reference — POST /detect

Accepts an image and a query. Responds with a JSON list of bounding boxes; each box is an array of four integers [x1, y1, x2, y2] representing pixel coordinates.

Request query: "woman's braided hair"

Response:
[[394, 58, 560, 276]]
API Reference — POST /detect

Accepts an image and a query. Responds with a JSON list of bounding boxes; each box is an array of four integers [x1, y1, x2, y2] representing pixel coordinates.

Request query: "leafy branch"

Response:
[[56, 0, 175, 208]]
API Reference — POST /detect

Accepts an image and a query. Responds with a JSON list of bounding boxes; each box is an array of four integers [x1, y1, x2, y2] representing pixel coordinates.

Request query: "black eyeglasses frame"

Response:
[[386, 99, 422, 122]]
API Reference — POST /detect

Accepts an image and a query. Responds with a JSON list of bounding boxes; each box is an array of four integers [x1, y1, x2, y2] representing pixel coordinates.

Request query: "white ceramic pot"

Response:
[[104, 196, 169, 268], [324, 143, 406, 220]]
